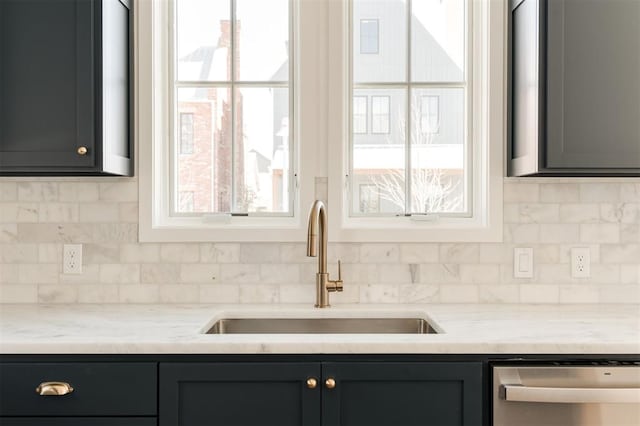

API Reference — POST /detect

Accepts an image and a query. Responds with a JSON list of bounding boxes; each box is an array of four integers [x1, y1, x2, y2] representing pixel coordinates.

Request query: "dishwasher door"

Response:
[[493, 366, 640, 426]]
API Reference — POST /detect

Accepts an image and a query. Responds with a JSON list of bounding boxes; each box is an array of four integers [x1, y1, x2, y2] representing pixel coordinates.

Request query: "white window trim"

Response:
[[137, 0, 321, 242], [327, 0, 504, 242]]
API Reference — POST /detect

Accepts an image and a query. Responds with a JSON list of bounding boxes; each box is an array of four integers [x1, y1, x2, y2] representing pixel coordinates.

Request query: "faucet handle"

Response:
[[332, 260, 343, 292]]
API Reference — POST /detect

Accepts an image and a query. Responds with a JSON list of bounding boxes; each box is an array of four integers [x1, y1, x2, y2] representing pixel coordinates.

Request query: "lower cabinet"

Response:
[[322, 362, 482, 426], [0, 419, 156, 426], [159, 361, 483, 426], [160, 363, 321, 426], [0, 362, 157, 425]]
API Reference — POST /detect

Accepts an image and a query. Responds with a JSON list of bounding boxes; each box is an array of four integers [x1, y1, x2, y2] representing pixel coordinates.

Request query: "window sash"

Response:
[[169, 0, 295, 218], [349, 0, 471, 218]]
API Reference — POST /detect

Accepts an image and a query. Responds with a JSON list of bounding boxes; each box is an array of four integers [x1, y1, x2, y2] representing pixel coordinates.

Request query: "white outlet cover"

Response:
[[63, 244, 83, 274], [571, 247, 591, 278], [514, 248, 534, 278]]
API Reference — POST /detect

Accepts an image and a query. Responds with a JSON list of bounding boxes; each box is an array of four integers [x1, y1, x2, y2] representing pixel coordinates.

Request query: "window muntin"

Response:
[[359, 19, 379, 54], [172, 0, 293, 216], [350, 0, 469, 217]]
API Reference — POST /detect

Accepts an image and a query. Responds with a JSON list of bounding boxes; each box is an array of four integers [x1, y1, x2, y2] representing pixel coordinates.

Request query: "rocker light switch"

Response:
[[514, 248, 533, 278]]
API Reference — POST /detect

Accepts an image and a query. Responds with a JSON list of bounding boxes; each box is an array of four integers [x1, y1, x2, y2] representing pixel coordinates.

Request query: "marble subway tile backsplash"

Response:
[[0, 180, 639, 304]]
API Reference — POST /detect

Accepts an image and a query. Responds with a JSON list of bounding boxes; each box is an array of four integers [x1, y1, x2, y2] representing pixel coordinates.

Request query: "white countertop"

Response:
[[0, 304, 639, 354]]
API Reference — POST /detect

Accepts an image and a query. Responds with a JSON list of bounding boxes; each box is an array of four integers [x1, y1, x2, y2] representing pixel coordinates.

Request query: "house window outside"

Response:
[[360, 19, 379, 54], [371, 96, 390, 134], [173, 0, 292, 215], [353, 96, 368, 134], [351, 0, 469, 216], [420, 95, 439, 134], [179, 113, 194, 154]]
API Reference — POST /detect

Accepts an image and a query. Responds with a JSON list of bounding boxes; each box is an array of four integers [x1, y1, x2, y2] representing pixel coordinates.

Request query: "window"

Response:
[[139, 0, 504, 242], [371, 96, 390, 134], [179, 113, 194, 154], [353, 96, 368, 134], [420, 95, 439, 134], [360, 19, 379, 54], [173, 0, 292, 215], [350, 0, 468, 217]]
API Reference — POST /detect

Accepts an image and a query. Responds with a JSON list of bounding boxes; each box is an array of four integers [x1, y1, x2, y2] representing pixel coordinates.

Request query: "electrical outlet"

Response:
[[571, 247, 590, 278], [63, 244, 82, 274]]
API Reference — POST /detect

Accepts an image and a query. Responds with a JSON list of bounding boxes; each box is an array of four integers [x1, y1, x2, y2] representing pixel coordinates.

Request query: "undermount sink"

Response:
[[205, 317, 438, 334]]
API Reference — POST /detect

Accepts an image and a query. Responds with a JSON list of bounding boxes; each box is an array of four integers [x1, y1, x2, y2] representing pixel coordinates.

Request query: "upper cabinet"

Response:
[[508, 0, 640, 176], [0, 0, 132, 176]]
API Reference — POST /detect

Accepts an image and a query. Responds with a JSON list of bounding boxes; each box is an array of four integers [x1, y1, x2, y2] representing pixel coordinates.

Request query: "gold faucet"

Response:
[[306, 200, 343, 308]]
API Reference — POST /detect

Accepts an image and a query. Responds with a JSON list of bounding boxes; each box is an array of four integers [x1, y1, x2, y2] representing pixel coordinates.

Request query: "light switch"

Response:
[[514, 248, 533, 278]]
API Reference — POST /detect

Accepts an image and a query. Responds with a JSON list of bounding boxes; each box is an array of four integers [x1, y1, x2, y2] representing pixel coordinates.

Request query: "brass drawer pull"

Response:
[[325, 378, 336, 389], [36, 381, 74, 396], [306, 377, 318, 389], [77, 146, 88, 155]]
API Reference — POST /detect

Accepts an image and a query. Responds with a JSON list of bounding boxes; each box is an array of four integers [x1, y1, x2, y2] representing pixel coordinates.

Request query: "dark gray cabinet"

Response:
[[159, 361, 482, 426], [322, 362, 482, 426], [508, 0, 640, 176], [0, 362, 157, 425], [160, 362, 321, 426], [0, 419, 156, 426], [0, 0, 132, 176]]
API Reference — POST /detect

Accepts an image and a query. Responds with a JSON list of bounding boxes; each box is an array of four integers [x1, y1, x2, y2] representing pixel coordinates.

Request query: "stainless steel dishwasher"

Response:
[[493, 363, 640, 426]]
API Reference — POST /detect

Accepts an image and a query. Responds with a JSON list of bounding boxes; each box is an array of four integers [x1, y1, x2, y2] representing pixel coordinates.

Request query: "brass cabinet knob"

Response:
[[325, 378, 336, 389], [306, 378, 318, 389], [36, 382, 74, 396], [77, 146, 88, 155]]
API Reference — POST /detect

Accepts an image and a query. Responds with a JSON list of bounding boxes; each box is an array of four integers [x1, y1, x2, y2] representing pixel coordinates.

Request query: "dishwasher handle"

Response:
[[501, 385, 640, 404]]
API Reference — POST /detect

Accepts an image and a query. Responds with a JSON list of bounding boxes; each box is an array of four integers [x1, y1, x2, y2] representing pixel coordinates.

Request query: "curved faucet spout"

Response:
[[307, 200, 327, 274], [306, 200, 342, 308]]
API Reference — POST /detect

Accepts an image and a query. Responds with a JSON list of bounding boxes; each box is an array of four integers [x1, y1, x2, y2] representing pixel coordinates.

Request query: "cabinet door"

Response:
[[546, 0, 640, 169], [160, 363, 321, 426], [507, 0, 544, 176], [322, 362, 482, 426], [0, 0, 96, 171]]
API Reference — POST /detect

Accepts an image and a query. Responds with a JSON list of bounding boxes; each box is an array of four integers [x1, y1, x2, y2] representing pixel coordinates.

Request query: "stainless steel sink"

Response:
[[205, 317, 438, 334]]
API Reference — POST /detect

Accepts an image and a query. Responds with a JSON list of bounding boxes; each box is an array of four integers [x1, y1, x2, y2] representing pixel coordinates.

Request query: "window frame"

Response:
[[138, 0, 317, 242], [327, 0, 504, 242]]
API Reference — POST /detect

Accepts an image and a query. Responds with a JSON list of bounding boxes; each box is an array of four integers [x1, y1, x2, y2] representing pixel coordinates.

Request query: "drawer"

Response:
[[0, 363, 157, 416], [0, 418, 156, 426]]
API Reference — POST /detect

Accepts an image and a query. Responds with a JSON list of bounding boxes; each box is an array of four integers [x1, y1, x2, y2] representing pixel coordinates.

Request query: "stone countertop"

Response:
[[0, 304, 638, 354]]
